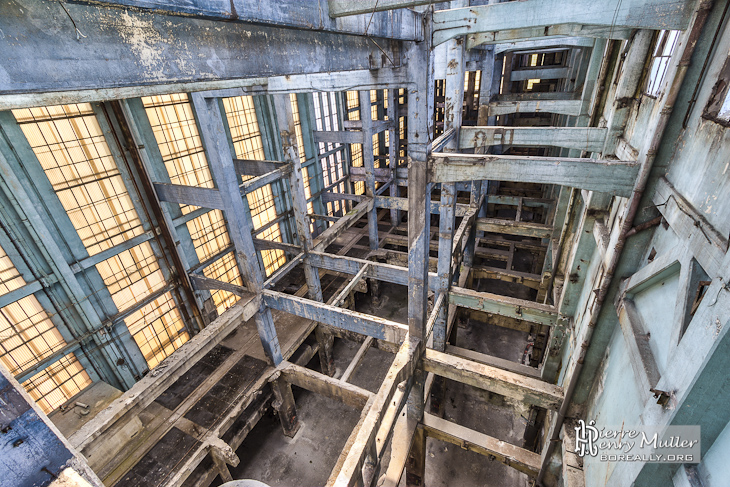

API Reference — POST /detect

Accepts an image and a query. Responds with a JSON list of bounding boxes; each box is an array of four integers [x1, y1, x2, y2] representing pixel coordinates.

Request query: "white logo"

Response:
[[575, 419, 599, 457]]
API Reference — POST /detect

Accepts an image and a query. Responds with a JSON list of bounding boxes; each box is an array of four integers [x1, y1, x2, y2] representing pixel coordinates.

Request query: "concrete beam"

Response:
[[279, 362, 373, 410], [154, 183, 225, 210], [328, 0, 431, 17], [510, 67, 570, 81], [0, 1, 403, 98], [422, 413, 542, 477], [460, 127, 607, 152], [313, 130, 365, 145], [434, 0, 694, 45], [332, 336, 423, 486], [430, 153, 639, 197], [262, 290, 408, 344], [469, 25, 632, 49], [422, 349, 564, 409], [475, 218, 553, 239], [493, 37, 595, 55], [449, 286, 558, 326], [487, 99, 583, 116]]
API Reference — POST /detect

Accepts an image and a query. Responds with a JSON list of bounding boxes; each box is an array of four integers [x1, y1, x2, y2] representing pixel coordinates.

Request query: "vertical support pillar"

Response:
[[271, 375, 300, 437], [192, 93, 283, 365], [430, 182, 456, 416], [359, 90, 379, 252], [272, 94, 336, 376], [387, 88, 401, 227], [406, 427, 427, 487], [405, 7, 434, 487]]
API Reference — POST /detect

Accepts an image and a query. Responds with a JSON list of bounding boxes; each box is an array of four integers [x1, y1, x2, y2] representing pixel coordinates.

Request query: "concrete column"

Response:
[[271, 375, 300, 437]]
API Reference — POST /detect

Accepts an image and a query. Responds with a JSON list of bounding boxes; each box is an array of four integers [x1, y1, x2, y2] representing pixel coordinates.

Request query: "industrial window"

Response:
[[203, 252, 243, 314], [95, 241, 166, 314], [703, 53, 730, 126], [124, 292, 188, 369], [1, 295, 66, 377], [346, 91, 365, 196], [94, 240, 187, 368], [187, 210, 242, 313], [0, 244, 91, 412], [24, 353, 92, 414], [142, 94, 214, 215], [290, 94, 307, 163], [314, 92, 346, 211], [645, 30, 680, 97], [222, 96, 285, 277], [13, 104, 145, 256], [188, 209, 232, 262], [223, 96, 266, 161]]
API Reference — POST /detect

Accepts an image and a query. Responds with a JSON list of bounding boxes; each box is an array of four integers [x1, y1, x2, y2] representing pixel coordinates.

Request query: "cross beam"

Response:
[[460, 126, 607, 152], [434, 0, 694, 45], [262, 289, 408, 344], [449, 286, 559, 327], [422, 349, 564, 409], [430, 153, 639, 196]]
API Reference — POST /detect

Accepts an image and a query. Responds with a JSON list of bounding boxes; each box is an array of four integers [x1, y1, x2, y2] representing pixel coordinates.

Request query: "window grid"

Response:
[[13, 104, 144, 256], [124, 292, 188, 369], [25, 353, 92, 414], [187, 209, 232, 261], [646, 30, 680, 97], [222, 97, 285, 277], [222, 96, 266, 164], [142, 94, 213, 215], [202, 252, 243, 313], [1, 294, 66, 376], [95, 241, 166, 314], [290, 94, 307, 162], [0, 244, 25, 295], [0, 244, 91, 413]]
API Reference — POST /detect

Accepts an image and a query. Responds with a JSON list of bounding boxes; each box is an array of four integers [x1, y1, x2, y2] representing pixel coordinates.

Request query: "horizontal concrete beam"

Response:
[[430, 153, 639, 197], [189, 274, 247, 296], [328, 0, 431, 17], [510, 67, 570, 81], [460, 126, 607, 152], [493, 37, 595, 54], [262, 289, 408, 343], [449, 286, 558, 326], [375, 195, 471, 217], [279, 362, 372, 409], [1, 1, 404, 98], [233, 159, 287, 177], [422, 413, 542, 476], [487, 99, 583, 116], [422, 349, 564, 409], [471, 266, 543, 290], [313, 130, 365, 144], [313, 198, 374, 251], [307, 251, 439, 293], [154, 183, 225, 210], [468, 24, 632, 49], [445, 345, 541, 379], [435, 0, 693, 45], [475, 218, 553, 239]]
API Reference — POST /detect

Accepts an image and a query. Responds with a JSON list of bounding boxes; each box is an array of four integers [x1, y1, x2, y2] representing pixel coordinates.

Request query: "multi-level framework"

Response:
[[1, 1, 727, 486]]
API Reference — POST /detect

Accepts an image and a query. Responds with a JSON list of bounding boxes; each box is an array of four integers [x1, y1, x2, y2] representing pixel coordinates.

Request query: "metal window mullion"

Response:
[[0, 125, 138, 388]]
